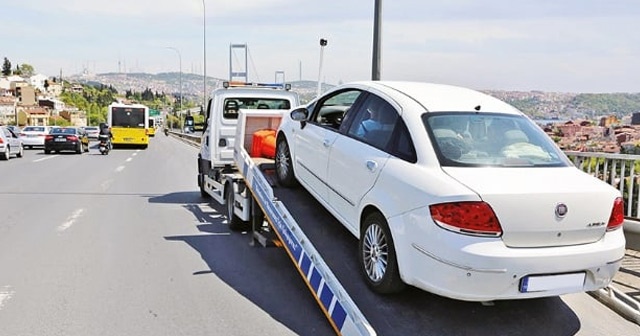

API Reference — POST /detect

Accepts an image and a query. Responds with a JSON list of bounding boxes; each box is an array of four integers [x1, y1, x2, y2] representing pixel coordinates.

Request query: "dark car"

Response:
[[44, 127, 90, 154]]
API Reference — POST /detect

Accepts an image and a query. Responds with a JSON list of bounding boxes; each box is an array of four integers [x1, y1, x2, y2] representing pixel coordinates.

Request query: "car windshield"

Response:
[[24, 127, 45, 132], [424, 113, 570, 167]]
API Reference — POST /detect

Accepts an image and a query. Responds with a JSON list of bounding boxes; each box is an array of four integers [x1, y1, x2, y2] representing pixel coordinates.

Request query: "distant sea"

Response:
[[533, 118, 569, 126]]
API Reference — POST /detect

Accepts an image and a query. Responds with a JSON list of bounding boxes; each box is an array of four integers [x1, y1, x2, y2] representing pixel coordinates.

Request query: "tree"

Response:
[[19, 64, 35, 77], [13, 64, 22, 76], [1, 57, 11, 76]]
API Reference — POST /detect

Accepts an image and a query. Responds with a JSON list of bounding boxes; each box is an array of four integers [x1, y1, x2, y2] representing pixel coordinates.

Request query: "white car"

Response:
[[274, 81, 625, 302], [19, 125, 53, 148], [0, 126, 24, 160]]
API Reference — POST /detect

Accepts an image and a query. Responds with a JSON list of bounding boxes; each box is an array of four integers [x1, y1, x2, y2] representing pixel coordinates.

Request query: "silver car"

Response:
[[0, 126, 24, 160]]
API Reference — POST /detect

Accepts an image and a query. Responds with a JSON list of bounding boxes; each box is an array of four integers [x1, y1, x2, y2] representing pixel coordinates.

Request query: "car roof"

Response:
[[349, 81, 522, 115]]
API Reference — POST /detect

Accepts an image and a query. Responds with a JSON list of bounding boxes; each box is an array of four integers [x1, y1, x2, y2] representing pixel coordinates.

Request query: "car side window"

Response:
[[347, 94, 398, 150], [311, 89, 363, 130], [389, 119, 417, 163]]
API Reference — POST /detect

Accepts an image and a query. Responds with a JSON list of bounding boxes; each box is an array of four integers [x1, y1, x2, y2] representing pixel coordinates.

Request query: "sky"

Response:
[[2, 0, 640, 93]]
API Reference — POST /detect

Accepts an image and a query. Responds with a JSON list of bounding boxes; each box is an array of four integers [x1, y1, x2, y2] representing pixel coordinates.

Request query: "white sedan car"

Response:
[[19, 125, 53, 148], [274, 81, 625, 302]]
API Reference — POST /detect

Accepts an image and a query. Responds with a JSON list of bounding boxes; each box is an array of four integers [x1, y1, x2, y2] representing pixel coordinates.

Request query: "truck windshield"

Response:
[[223, 98, 291, 119]]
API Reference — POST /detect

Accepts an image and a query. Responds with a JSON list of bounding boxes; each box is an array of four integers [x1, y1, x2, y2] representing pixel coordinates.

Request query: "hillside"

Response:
[[68, 72, 640, 119]]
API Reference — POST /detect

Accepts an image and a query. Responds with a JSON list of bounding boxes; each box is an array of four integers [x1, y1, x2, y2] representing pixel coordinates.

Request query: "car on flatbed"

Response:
[[274, 80, 626, 302]]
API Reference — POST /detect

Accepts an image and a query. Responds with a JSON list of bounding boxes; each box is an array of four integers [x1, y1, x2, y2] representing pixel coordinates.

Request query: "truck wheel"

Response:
[[275, 137, 297, 187], [359, 211, 405, 294], [226, 184, 248, 231]]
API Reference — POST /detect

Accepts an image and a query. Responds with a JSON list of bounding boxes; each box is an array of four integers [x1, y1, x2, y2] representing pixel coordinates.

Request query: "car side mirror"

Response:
[[290, 107, 309, 129]]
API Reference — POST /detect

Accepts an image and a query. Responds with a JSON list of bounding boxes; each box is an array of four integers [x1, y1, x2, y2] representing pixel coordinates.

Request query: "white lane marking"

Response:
[[57, 209, 84, 232], [100, 179, 113, 191], [115, 166, 125, 173], [0, 285, 15, 311], [33, 155, 58, 162], [125, 158, 132, 162]]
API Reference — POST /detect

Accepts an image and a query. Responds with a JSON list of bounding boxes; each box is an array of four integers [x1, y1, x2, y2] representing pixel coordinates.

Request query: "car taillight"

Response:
[[0, 138, 4, 144], [67, 136, 78, 141], [430, 201, 502, 237], [607, 197, 625, 232], [45, 135, 53, 141]]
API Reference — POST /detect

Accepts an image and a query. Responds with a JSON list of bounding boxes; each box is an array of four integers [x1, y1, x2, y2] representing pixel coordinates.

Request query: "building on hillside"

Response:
[[46, 82, 63, 97], [0, 77, 10, 91], [60, 109, 87, 127], [29, 74, 48, 92], [39, 98, 66, 112], [13, 84, 36, 105], [17, 106, 50, 126], [0, 96, 17, 125]]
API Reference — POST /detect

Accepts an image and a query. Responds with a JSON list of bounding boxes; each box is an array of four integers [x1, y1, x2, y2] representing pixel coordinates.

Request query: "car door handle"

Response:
[[323, 139, 331, 148], [366, 160, 378, 172]]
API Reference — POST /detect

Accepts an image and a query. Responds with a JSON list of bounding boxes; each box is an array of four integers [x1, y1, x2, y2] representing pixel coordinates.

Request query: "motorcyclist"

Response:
[[98, 122, 113, 150]]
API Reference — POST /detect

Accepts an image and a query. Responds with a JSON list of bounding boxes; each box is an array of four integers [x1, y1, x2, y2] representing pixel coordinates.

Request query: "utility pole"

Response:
[[372, 0, 382, 80], [317, 38, 328, 98], [202, 0, 207, 113]]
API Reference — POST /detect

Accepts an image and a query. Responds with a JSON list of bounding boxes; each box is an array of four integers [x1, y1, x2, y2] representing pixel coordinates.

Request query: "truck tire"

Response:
[[275, 137, 297, 187], [359, 211, 405, 294], [226, 184, 248, 231]]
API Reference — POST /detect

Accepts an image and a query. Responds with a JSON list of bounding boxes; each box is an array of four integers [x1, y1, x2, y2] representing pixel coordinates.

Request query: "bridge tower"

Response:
[[229, 43, 248, 82]]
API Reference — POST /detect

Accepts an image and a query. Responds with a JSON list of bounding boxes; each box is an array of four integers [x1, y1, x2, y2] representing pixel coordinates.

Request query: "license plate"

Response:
[[520, 272, 586, 293], [55, 138, 66, 142], [123, 137, 133, 142]]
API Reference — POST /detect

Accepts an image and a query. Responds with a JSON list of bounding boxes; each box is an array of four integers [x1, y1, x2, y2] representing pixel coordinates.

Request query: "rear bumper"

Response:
[[390, 209, 626, 301]]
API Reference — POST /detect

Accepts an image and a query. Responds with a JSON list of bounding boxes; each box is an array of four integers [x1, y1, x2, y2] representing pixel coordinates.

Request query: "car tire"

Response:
[[1, 146, 9, 160], [359, 211, 405, 294], [226, 183, 248, 231], [76, 143, 82, 154], [44, 149, 51, 154], [17, 144, 23, 158], [275, 137, 297, 187]]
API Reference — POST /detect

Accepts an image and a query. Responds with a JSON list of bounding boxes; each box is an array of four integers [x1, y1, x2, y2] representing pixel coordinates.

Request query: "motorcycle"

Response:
[[98, 135, 111, 155]]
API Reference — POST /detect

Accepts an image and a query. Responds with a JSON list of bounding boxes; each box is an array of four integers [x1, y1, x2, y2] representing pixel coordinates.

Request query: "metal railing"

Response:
[[565, 151, 640, 237]]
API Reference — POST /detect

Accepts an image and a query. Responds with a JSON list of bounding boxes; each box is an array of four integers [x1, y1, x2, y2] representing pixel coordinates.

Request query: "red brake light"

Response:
[[0, 138, 3, 144], [430, 201, 502, 237], [45, 135, 53, 141], [67, 136, 78, 141], [607, 197, 625, 231]]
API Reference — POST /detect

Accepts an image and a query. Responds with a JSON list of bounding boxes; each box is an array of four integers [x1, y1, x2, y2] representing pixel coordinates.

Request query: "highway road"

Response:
[[0, 135, 638, 336], [0, 137, 331, 336]]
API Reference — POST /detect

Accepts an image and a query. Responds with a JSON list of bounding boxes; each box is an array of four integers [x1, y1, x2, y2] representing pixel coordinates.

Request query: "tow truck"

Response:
[[197, 81, 375, 335]]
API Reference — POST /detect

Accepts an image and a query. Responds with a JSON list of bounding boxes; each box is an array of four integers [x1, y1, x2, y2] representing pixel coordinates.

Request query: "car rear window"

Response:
[[52, 128, 77, 135]]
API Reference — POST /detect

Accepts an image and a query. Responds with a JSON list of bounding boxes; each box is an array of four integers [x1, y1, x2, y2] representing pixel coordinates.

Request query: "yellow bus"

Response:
[[148, 117, 156, 137], [107, 102, 150, 148]]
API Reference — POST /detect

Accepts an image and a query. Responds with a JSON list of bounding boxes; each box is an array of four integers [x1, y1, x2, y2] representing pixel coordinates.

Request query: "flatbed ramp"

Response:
[[237, 148, 375, 336]]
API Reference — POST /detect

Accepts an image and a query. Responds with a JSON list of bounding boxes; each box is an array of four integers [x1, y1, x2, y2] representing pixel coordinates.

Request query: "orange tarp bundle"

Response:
[[251, 129, 277, 159]]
